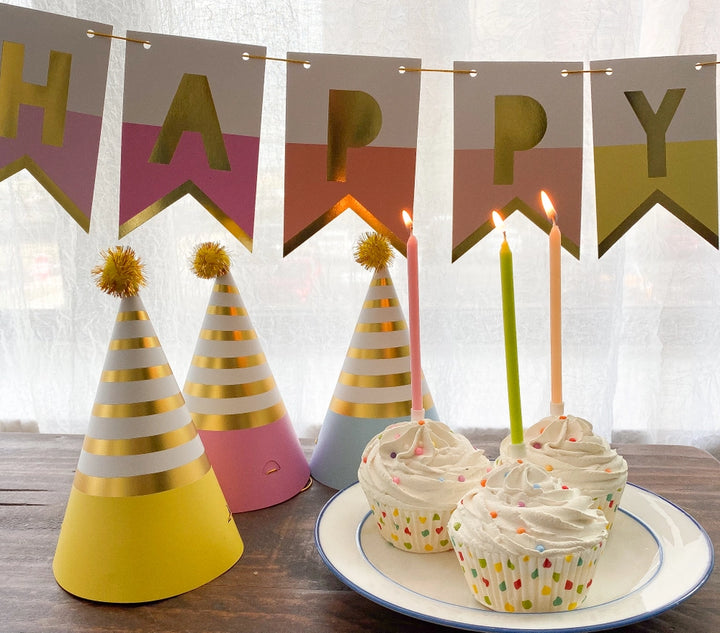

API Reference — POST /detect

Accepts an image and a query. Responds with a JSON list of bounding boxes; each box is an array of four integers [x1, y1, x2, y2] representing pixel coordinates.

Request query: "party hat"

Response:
[[310, 232, 439, 489], [53, 247, 243, 603], [182, 243, 309, 512]]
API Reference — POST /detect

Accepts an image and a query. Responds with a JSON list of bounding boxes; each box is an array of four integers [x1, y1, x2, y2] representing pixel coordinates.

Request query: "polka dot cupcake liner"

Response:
[[363, 495, 453, 553], [587, 483, 626, 531], [449, 536, 606, 613]]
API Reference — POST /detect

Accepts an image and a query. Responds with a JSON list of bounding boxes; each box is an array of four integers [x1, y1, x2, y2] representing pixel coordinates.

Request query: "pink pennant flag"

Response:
[[284, 53, 421, 256], [0, 4, 112, 231], [120, 32, 265, 249], [452, 61, 584, 261]]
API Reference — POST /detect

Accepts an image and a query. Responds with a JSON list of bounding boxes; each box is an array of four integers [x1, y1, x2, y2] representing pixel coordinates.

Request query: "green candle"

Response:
[[493, 211, 523, 445]]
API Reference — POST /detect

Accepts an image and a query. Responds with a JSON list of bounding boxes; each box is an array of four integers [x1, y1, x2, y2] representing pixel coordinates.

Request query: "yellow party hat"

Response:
[[183, 243, 309, 512], [53, 246, 243, 603], [310, 233, 438, 489]]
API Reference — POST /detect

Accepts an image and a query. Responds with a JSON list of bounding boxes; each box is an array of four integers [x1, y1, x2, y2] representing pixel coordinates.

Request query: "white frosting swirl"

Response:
[[498, 415, 628, 500], [450, 461, 607, 557], [358, 419, 490, 510]]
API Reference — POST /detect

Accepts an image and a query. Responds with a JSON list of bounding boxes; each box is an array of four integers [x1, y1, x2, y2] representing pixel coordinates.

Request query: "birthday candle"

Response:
[[492, 211, 523, 445], [402, 210, 423, 419]]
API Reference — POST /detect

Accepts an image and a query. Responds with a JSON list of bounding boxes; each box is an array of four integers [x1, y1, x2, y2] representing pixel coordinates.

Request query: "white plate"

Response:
[[315, 483, 714, 632]]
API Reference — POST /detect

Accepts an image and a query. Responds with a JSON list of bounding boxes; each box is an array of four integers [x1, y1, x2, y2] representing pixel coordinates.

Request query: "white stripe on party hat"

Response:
[[53, 246, 243, 604], [310, 233, 438, 489], [183, 243, 309, 512]]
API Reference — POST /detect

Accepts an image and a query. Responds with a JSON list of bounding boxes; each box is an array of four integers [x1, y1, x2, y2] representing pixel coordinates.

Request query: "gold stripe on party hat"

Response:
[[53, 246, 243, 604], [182, 243, 309, 512], [310, 233, 438, 490]]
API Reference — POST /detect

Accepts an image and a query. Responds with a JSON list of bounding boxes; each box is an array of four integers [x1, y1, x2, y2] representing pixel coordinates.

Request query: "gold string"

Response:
[[243, 53, 309, 65], [86, 29, 151, 46], [696, 60, 720, 67], [401, 66, 475, 75], [562, 68, 613, 75]]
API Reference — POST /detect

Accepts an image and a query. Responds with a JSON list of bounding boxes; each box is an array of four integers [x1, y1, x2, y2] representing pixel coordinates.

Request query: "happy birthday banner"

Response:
[[591, 55, 718, 255], [284, 53, 421, 257], [0, 4, 111, 232], [120, 31, 265, 250], [1, 2, 719, 259], [452, 61, 584, 262]]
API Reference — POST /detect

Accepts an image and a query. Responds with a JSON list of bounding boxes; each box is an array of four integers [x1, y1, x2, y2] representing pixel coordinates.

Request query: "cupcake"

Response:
[[358, 419, 491, 553], [498, 415, 628, 530], [449, 460, 608, 613]]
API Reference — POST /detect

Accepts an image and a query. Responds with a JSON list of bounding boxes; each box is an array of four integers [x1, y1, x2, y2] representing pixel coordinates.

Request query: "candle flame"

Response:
[[402, 209, 413, 231], [540, 190, 557, 223], [491, 210, 505, 231]]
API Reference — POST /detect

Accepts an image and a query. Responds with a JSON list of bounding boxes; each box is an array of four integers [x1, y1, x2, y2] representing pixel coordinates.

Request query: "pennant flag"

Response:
[[120, 32, 265, 249], [0, 4, 112, 231], [591, 55, 718, 256], [284, 53, 421, 256], [452, 61, 584, 261]]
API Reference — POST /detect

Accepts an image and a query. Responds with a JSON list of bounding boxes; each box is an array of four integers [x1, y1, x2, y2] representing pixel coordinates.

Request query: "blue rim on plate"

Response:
[[315, 482, 713, 632]]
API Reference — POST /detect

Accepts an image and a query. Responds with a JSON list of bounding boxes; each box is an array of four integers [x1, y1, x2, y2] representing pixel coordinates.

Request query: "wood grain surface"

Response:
[[1, 433, 717, 633]]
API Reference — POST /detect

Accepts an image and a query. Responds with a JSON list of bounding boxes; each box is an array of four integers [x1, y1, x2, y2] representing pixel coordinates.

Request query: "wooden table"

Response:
[[1, 433, 717, 632]]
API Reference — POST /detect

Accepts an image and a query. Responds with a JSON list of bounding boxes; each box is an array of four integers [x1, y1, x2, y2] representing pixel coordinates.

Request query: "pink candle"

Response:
[[402, 210, 423, 417], [541, 191, 563, 416]]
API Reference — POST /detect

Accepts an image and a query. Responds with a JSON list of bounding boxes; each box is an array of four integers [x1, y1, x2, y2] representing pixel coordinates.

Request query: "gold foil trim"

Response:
[[207, 304, 247, 316], [82, 421, 197, 456], [200, 328, 257, 341], [363, 297, 399, 308], [191, 401, 287, 430], [329, 393, 434, 418], [283, 194, 407, 257], [355, 320, 407, 333], [101, 363, 172, 382], [213, 283, 240, 294], [118, 180, 253, 252], [346, 345, 410, 360], [91, 393, 186, 418], [191, 353, 267, 369], [338, 371, 411, 388], [0, 156, 91, 232], [370, 276, 392, 287], [184, 376, 276, 398], [73, 453, 211, 497], [116, 310, 149, 322], [109, 336, 161, 350]]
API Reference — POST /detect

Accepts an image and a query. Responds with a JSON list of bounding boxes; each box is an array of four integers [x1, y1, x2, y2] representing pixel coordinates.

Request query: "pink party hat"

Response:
[[53, 247, 243, 603], [183, 243, 310, 512], [310, 233, 438, 489]]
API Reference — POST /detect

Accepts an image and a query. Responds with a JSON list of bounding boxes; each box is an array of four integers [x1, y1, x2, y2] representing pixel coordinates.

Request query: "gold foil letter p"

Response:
[[327, 89, 382, 182], [493, 95, 547, 185]]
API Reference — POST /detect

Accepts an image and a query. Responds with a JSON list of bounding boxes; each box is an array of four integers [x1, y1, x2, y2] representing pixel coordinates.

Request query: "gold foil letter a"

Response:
[[149, 73, 230, 170], [0, 41, 71, 147], [327, 89, 382, 182], [493, 95, 547, 185]]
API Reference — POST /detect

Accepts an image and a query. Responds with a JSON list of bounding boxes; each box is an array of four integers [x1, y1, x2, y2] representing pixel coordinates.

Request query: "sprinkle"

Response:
[[605, 468, 612, 473], [480, 479, 487, 487], [362, 456, 367, 463], [490, 511, 498, 519], [562, 485, 569, 490], [545, 464, 554, 472], [458, 475, 466, 482], [559, 415, 567, 420], [518, 501, 526, 507], [532, 442, 542, 449], [418, 420, 425, 425], [568, 437, 577, 442], [414, 447, 424, 455], [532, 483, 541, 489], [540, 427, 546, 433], [438, 477, 445, 482], [535, 544, 545, 553], [390, 452, 397, 459], [516, 459, 524, 464], [516, 527, 526, 534], [392, 476, 400, 484]]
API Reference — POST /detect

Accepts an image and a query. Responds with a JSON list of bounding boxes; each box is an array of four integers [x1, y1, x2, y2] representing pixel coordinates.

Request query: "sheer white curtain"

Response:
[[2, 0, 720, 455]]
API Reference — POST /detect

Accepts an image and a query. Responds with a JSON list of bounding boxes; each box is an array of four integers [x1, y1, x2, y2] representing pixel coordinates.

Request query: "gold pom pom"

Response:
[[92, 246, 146, 298], [191, 242, 231, 279], [353, 232, 394, 271]]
